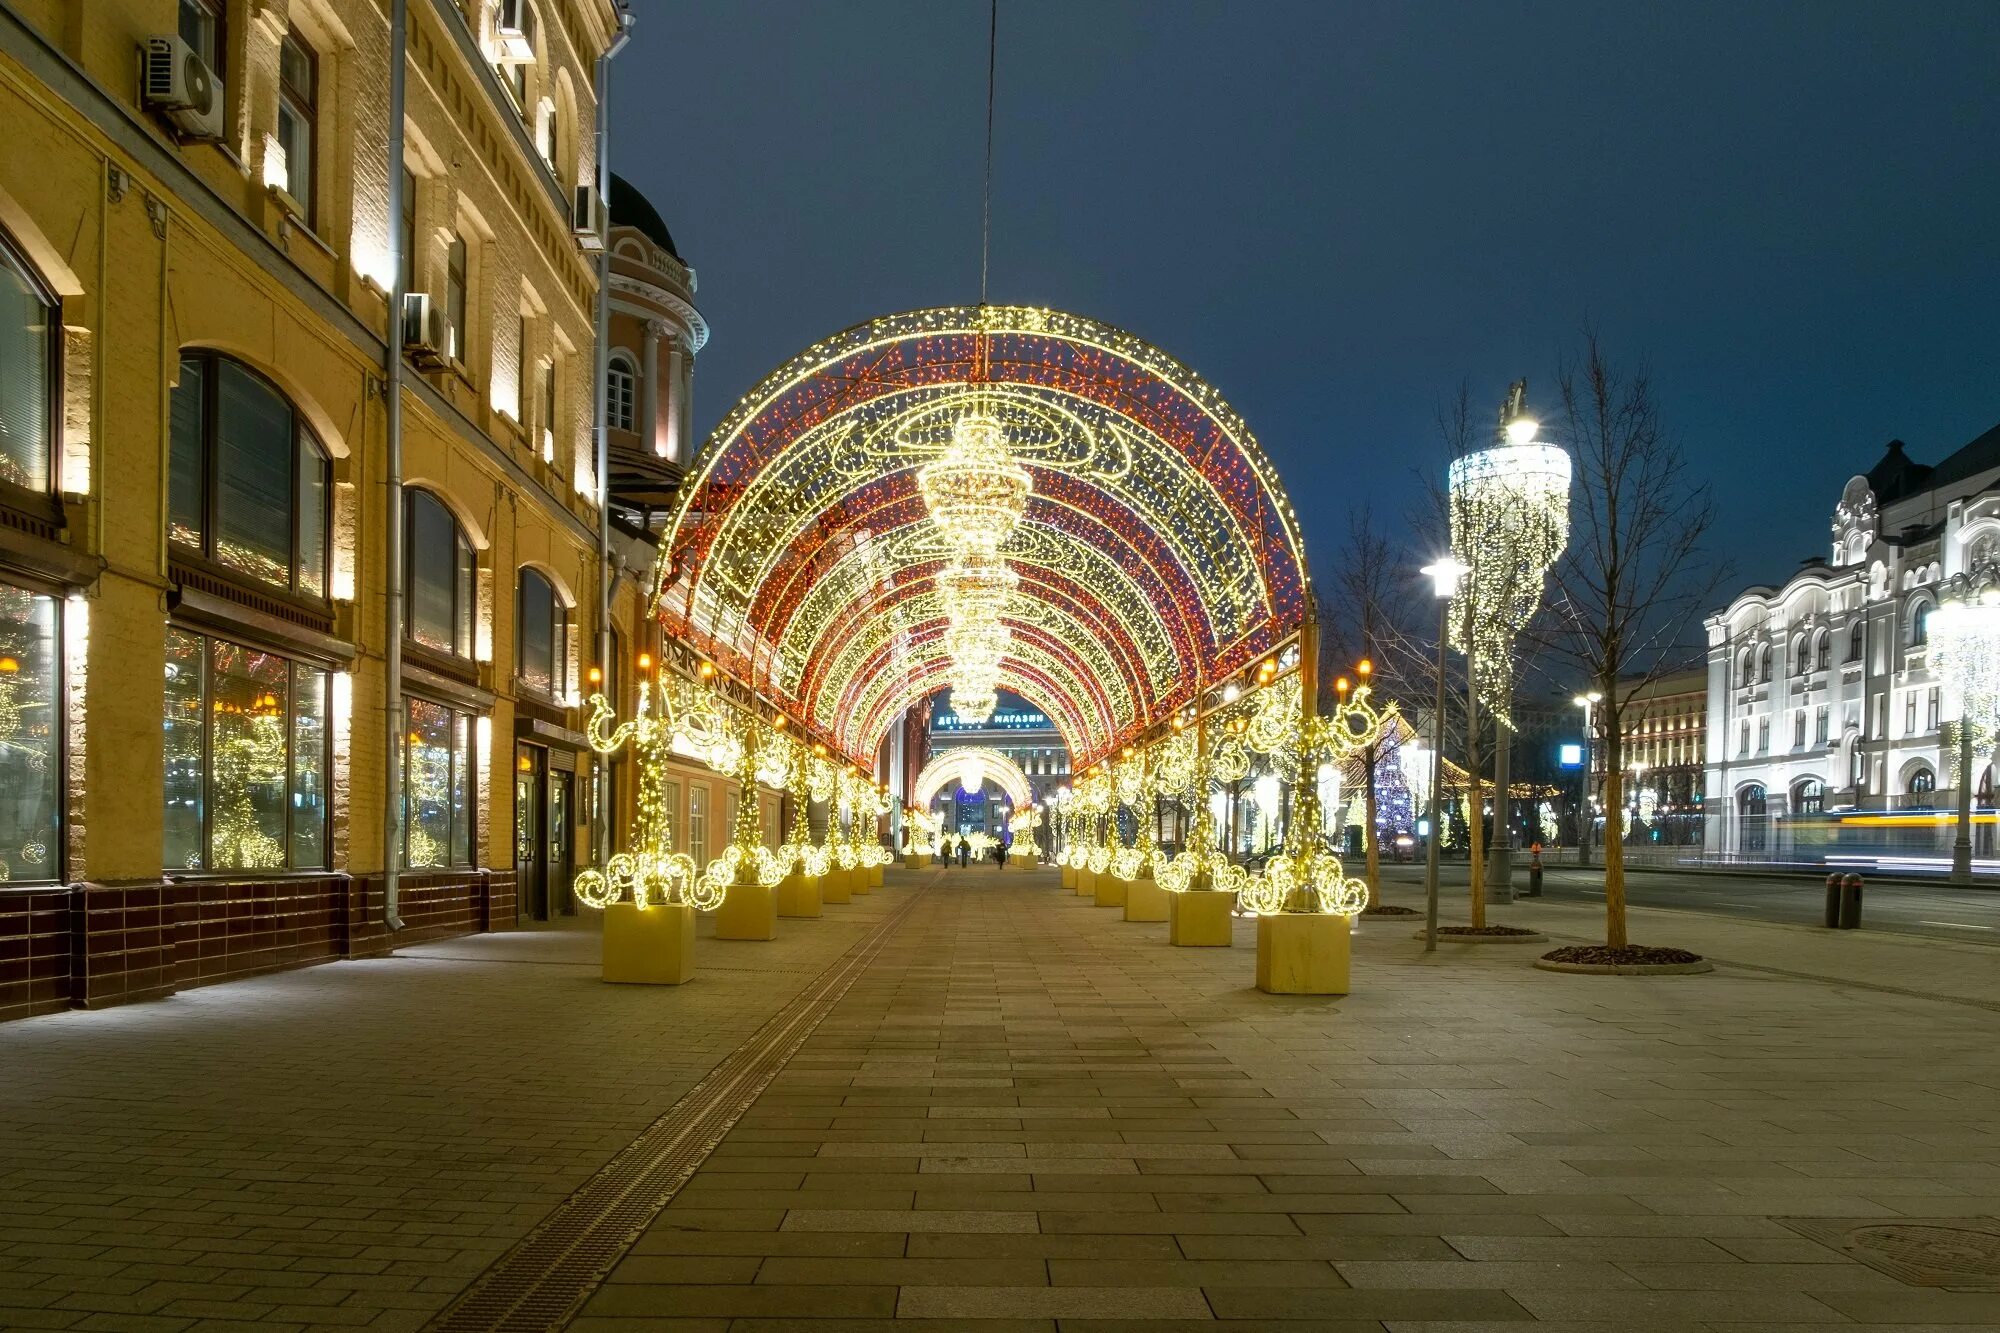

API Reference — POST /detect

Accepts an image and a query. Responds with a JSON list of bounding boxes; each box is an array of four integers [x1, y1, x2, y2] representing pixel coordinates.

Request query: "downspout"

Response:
[[382, 0, 409, 930], [593, 5, 634, 870]]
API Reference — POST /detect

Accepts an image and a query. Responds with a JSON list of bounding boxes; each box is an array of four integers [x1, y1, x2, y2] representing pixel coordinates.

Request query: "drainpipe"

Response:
[[381, 0, 409, 930], [593, 5, 634, 870]]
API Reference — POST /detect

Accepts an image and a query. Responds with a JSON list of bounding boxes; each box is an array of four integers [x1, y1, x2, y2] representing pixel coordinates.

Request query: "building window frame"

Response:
[[178, 0, 226, 80], [0, 226, 61, 505], [275, 28, 319, 227], [515, 567, 569, 699], [445, 232, 470, 366], [404, 489, 477, 659], [168, 351, 332, 600], [403, 693, 478, 868], [606, 353, 637, 433], [0, 579, 64, 884]]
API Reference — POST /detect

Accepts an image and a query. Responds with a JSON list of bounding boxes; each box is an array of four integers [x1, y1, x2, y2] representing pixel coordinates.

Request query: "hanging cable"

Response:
[[980, 0, 997, 307]]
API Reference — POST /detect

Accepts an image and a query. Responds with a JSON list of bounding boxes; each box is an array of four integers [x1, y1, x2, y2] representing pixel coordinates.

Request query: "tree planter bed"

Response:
[[1535, 944, 1711, 975]]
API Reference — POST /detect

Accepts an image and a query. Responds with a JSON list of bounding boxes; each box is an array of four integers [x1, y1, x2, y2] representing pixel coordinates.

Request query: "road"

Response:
[[1377, 861, 2000, 945]]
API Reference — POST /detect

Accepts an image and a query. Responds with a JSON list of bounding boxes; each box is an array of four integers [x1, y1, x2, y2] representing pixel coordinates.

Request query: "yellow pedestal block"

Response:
[[821, 868, 852, 904], [713, 880, 777, 941], [867, 864, 883, 887], [1077, 867, 1096, 896], [1255, 912, 1351, 994], [1094, 874, 1128, 908], [1168, 889, 1234, 945], [1123, 875, 1169, 923], [906, 853, 931, 869], [849, 866, 872, 895], [601, 901, 695, 984], [777, 871, 822, 918], [1061, 864, 1077, 889]]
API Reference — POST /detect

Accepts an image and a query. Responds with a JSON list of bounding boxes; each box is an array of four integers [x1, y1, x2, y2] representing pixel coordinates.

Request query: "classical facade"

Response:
[[0, 0, 750, 1022], [1595, 668, 1705, 847], [1704, 426, 2000, 857]]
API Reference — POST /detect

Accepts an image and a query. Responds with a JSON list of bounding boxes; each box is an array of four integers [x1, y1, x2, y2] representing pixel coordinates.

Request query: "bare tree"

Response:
[[1542, 332, 1723, 949], [1325, 507, 1409, 907]]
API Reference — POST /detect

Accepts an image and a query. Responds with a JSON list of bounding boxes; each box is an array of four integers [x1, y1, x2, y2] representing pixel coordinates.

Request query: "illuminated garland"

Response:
[[573, 681, 709, 910], [1447, 437, 1570, 717]]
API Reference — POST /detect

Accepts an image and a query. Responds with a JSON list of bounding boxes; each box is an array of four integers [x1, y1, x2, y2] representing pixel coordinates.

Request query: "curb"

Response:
[[1415, 929, 1550, 944], [1534, 957, 1714, 975]]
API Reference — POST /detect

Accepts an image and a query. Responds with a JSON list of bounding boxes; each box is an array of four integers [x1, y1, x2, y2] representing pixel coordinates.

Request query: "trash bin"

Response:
[[1527, 844, 1544, 897], [1824, 873, 1843, 929], [1838, 873, 1864, 930]]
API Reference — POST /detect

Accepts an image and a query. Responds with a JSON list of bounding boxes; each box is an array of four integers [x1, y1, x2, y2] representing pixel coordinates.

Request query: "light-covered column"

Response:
[[663, 333, 686, 462]]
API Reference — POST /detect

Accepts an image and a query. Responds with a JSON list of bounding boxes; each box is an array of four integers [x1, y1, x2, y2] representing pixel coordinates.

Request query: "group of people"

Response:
[[938, 834, 1009, 869]]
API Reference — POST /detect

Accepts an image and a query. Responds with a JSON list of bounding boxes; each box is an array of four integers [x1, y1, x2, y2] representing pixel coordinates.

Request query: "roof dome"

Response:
[[608, 172, 679, 260]]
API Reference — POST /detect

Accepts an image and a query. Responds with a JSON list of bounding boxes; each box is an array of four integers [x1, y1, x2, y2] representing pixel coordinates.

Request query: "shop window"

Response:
[[161, 628, 331, 872], [168, 353, 330, 597], [404, 696, 475, 867], [516, 568, 568, 696], [0, 228, 57, 497], [405, 490, 475, 657], [0, 582, 60, 882], [276, 29, 318, 224]]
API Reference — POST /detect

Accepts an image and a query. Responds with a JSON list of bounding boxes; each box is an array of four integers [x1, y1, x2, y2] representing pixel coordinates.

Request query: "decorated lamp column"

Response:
[[712, 710, 779, 940], [1930, 580, 2000, 885], [1448, 383, 1571, 910], [776, 738, 822, 918]]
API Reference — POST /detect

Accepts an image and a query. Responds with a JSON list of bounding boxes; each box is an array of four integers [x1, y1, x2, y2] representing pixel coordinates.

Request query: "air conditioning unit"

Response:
[[573, 185, 605, 251], [402, 293, 450, 370], [143, 36, 224, 141], [494, 0, 537, 62]]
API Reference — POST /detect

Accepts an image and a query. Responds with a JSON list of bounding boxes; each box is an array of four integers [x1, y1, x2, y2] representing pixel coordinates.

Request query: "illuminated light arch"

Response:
[[913, 747, 1034, 811], [657, 305, 1313, 767]]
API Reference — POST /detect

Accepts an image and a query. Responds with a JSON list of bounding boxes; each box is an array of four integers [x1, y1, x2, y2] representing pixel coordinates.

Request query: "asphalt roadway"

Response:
[[1377, 860, 2000, 945]]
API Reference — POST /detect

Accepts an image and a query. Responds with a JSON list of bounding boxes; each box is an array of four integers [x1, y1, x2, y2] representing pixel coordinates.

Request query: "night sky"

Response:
[[612, 0, 1999, 595]]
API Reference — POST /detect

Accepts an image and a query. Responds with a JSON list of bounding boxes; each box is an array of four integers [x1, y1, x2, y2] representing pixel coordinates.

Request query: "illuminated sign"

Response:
[[1558, 743, 1583, 768]]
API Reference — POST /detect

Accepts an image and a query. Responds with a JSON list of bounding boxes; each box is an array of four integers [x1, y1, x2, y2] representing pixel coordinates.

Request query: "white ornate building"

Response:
[[1704, 427, 2000, 857]]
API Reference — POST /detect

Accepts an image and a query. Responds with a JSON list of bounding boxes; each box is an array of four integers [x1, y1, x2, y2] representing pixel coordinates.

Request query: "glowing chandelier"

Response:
[[920, 410, 1032, 725]]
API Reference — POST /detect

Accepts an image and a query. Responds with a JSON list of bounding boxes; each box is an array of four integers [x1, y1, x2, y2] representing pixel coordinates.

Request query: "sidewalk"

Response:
[[1377, 873, 2000, 1010], [6, 867, 2000, 1330]]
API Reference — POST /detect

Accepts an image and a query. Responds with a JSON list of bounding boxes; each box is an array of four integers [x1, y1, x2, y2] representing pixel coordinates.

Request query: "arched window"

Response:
[[1909, 601, 1931, 647], [0, 227, 57, 497], [1970, 533, 1999, 571], [1815, 630, 1831, 671], [1737, 647, 1754, 687], [1847, 622, 1864, 663], [1849, 743, 1868, 790], [1790, 634, 1806, 676], [406, 490, 476, 658], [1791, 778, 1824, 816], [1757, 644, 1773, 683], [1906, 766, 1936, 801], [1739, 784, 1768, 853], [606, 354, 637, 433], [516, 568, 569, 696], [168, 352, 330, 597]]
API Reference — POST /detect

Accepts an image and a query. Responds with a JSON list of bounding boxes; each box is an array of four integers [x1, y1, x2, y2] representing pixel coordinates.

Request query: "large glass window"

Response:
[[276, 30, 318, 225], [169, 353, 330, 596], [0, 230, 56, 496], [405, 696, 475, 867], [0, 582, 59, 882], [406, 490, 475, 657], [161, 627, 331, 872], [516, 568, 567, 696]]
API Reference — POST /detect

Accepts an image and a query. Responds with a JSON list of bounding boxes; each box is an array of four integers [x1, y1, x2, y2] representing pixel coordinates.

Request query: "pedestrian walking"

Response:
[[997, 838, 1010, 870], [957, 836, 969, 867]]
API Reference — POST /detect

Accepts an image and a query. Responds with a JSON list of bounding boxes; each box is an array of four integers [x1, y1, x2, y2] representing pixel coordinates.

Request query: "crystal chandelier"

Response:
[[918, 409, 1032, 725]]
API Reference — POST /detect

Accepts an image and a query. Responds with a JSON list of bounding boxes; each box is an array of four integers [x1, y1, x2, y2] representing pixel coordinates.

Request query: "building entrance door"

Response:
[[515, 744, 577, 922]]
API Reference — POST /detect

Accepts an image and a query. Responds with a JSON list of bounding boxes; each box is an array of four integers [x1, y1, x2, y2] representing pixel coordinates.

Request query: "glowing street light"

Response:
[[1418, 555, 1469, 952], [1573, 690, 1603, 867]]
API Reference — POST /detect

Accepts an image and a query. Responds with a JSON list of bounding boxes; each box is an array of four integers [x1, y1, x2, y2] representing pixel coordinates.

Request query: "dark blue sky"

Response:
[[613, 0, 1999, 590]]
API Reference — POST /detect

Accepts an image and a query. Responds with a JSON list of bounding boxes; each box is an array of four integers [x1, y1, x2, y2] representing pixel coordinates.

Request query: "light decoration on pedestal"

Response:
[[1110, 750, 1148, 881], [573, 675, 710, 910], [1447, 421, 1572, 718], [1247, 677, 1395, 916], [783, 741, 829, 878]]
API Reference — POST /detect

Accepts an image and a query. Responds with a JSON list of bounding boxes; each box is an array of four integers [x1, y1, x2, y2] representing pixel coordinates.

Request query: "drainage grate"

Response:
[[1783, 1217, 2000, 1288], [423, 888, 929, 1333]]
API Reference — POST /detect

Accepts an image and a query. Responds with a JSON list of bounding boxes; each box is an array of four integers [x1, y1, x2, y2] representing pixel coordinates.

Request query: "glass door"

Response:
[[548, 770, 573, 916], [515, 744, 543, 921]]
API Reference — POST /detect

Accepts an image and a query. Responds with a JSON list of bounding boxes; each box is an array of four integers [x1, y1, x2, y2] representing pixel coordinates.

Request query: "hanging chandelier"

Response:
[[918, 412, 1031, 557]]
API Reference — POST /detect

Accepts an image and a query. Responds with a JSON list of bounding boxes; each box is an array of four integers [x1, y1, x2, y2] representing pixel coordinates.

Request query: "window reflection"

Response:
[[0, 583, 58, 882], [405, 696, 475, 867]]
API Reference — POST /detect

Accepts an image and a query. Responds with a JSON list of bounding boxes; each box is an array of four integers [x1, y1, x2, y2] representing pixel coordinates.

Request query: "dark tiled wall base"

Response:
[[0, 870, 513, 1020]]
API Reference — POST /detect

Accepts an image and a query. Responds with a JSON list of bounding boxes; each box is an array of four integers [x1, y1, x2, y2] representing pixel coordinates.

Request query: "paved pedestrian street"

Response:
[[6, 868, 2000, 1332]]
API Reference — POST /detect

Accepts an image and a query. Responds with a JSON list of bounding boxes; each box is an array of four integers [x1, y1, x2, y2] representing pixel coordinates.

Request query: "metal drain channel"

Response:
[[424, 885, 929, 1333]]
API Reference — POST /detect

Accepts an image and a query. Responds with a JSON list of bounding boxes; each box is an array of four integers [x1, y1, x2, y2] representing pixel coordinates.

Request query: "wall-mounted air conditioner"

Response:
[[143, 36, 225, 141]]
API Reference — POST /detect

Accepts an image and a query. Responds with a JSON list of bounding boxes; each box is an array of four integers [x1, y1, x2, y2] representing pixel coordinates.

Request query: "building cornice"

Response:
[[609, 274, 708, 352]]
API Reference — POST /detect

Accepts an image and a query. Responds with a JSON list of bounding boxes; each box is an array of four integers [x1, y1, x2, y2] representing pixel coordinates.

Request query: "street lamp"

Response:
[[1420, 555, 1470, 953], [1573, 691, 1602, 866], [1449, 383, 1571, 904], [1929, 584, 2000, 885]]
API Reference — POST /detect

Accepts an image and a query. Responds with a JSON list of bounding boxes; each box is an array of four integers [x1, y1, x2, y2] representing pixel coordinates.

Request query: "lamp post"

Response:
[[1573, 691, 1601, 866], [1449, 383, 1570, 910], [1929, 583, 2000, 885], [1421, 556, 1470, 953]]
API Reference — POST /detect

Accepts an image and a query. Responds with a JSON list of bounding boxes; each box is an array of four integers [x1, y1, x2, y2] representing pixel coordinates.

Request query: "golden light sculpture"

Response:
[[917, 412, 1032, 557], [1447, 435, 1571, 717], [573, 679, 711, 910], [1240, 680, 1395, 916]]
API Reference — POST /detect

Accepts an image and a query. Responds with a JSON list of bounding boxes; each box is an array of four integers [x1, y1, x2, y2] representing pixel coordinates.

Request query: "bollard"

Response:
[[1824, 872, 1843, 929], [1838, 872, 1864, 929], [1527, 843, 1544, 897]]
